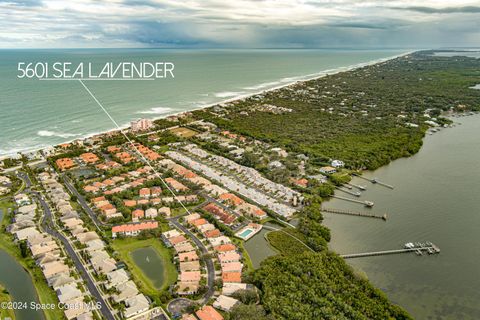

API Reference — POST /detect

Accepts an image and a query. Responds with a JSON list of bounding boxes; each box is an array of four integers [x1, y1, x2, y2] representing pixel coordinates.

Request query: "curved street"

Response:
[[17, 172, 116, 320]]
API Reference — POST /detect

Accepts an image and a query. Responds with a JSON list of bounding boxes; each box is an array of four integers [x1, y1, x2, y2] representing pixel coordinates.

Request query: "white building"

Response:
[[131, 118, 154, 132], [331, 160, 345, 168]]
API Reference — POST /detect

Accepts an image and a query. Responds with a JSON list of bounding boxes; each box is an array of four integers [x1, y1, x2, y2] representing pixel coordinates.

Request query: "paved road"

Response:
[[169, 218, 215, 304], [18, 172, 116, 320], [62, 175, 109, 231]]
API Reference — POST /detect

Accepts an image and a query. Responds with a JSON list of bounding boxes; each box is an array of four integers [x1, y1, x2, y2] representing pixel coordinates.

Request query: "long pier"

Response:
[[346, 183, 367, 191], [341, 244, 440, 259], [332, 195, 374, 207], [321, 207, 386, 220], [353, 173, 394, 189], [335, 186, 361, 197]]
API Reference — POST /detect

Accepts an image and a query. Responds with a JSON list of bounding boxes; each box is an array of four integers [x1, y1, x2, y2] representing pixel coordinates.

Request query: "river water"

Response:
[[324, 114, 480, 319]]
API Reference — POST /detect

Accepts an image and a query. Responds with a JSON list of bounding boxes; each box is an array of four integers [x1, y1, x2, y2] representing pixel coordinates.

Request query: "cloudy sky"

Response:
[[1, 0, 479, 48]]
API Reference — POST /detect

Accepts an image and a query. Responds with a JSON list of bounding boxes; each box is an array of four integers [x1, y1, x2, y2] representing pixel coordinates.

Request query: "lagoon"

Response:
[[244, 223, 278, 268], [324, 115, 480, 319]]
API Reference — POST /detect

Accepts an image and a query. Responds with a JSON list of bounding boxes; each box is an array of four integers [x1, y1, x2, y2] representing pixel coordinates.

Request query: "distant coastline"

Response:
[[1, 50, 412, 158]]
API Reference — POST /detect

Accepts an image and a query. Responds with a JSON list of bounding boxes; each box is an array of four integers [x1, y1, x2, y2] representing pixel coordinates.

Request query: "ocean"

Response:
[[0, 48, 405, 156]]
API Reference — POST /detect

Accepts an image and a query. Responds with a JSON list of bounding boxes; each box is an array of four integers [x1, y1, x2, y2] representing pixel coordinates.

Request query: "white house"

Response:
[[331, 160, 345, 168]]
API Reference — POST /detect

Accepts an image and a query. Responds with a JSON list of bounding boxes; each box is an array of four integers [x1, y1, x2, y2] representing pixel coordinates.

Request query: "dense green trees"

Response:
[[253, 252, 412, 320], [194, 51, 479, 171]]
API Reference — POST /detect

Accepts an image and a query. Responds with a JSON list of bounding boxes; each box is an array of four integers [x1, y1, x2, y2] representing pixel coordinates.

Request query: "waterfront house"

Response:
[[41, 261, 69, 278]]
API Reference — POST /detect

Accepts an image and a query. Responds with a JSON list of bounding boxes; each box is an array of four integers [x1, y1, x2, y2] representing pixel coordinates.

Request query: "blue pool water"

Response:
[[239, 229, 254, 238]]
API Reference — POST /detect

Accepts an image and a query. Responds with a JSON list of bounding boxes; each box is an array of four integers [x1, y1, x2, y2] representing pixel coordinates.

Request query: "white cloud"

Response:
[[0, 0, 479, 47]]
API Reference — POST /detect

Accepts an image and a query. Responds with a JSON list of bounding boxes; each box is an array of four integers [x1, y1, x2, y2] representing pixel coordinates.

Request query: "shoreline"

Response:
[[323, 113, 480, 319], [1, 50, 413, 158]]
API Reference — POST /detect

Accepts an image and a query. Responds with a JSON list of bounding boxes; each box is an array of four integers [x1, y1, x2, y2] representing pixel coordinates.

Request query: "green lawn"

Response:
[[111, 238, 178, 297], [0, 201, 65, 320], [0, 284, 16, 319]]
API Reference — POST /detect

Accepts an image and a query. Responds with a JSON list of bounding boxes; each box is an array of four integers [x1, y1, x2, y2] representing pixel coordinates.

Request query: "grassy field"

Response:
[[0, 201, 65, 320], [0, 284, 16, 319], [169, 127, 198, 138], [111, 238, 178, 297]]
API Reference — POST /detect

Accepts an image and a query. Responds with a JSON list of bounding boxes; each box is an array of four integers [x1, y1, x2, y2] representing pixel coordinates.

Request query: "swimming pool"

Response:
[[238, 229, 253, 238]]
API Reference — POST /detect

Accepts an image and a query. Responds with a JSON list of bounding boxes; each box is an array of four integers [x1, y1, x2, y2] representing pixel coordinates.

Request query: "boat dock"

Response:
[[332, 195, 374, 207], [335, 186, 361, 197], [321, 207, 387, 220], [353, 173, 394, 189], [341, 243, 440, 259], [346, 183, 367, 191]]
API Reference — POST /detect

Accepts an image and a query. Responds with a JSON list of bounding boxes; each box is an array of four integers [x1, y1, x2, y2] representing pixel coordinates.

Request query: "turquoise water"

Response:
[[238, 229, 253, 238], [0, 49, 405, 156]]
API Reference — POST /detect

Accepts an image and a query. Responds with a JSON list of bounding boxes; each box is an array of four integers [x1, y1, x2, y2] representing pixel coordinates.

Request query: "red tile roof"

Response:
[[196, 306, 224, 320], [112, 221, 158, 233]]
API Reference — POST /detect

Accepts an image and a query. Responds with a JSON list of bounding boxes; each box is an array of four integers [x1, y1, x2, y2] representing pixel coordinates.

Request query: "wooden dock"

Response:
[[346, 183, 367, 191], [353, 173, 394, 189], [341, 244, 440, 259], [335, 186, 361, 197], [332, 195, 374, 207], [321, 207, 386, 220]]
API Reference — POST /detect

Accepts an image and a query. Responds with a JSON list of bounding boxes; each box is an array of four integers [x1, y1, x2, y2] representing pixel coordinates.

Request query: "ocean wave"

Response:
[[214, 91, 246, 98], [137, 107, 174, 114], [37, 130, 80, 139], [243, 81, 282, 90]]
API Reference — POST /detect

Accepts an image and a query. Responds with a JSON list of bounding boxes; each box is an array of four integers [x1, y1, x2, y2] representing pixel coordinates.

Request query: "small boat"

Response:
[[146, 256, 150, 262], [364, 201, 374, 207]]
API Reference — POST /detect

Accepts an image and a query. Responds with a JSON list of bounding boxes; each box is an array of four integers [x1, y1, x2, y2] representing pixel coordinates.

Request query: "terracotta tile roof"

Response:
[[219, 193, 245, 206], [214, 244, 236, 252], [56, 158, 75, 171], [222, 272, 242, 283], [111, 221, 158, 233], [196, 305, 224, 320], [80, 152, 100, 164]]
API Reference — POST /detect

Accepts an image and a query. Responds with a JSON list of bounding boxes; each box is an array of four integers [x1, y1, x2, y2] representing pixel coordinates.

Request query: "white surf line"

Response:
[[40, 78, 154, 81], [78, 79, 194, 216]]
